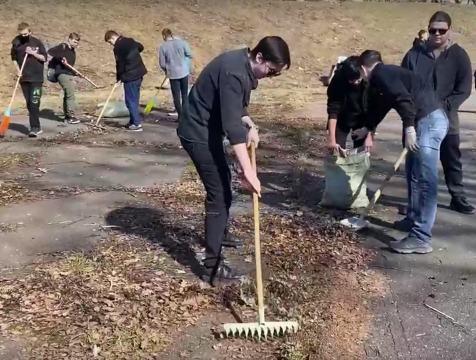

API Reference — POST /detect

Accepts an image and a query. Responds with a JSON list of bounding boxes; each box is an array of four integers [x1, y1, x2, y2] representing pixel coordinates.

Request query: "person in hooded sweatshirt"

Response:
[[355, 50, 448, 255], [412, 29, 428, 48], [402, 11, 474, 216]]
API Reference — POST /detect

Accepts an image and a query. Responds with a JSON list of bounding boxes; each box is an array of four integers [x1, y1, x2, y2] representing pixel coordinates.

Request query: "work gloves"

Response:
[[404, 126, 419, 152]]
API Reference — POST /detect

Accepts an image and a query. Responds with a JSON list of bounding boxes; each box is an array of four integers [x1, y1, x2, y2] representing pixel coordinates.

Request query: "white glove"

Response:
[[404, 126, 419, 152], [352, 127, 370, 140]]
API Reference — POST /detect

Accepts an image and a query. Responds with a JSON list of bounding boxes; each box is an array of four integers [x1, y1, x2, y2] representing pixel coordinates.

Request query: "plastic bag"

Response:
[[319, 149, 370, 209], [94, 100, 130, 118]]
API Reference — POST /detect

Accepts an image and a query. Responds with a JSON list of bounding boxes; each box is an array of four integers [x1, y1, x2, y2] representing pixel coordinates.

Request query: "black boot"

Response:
[[222, 232, 245, 248], [450, 197, 475, 215], [201, 260, 243, 286]]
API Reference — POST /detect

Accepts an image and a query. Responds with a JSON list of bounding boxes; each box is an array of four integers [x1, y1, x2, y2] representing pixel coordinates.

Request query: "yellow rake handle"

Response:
[[95, 81, 120, 126], [250, 143, 266, 324]]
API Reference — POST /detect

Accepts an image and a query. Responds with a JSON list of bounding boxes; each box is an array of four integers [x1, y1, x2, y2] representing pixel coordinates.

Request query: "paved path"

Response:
[[362, 96, 476, 360]]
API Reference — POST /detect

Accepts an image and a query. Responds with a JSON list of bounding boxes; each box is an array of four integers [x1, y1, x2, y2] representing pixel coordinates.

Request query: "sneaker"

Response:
[[390, 236, 433, 254], [28, 128, 43, 138], [168, 112, 178, 117], [127, 124, 143, 132], [223, 233, 245, 248], [201, 262, 243, 287], [393, 217, 414, 232], [123, 123, 132, 129], [450, 197, 475, 215], [65, 117, 80, 125]]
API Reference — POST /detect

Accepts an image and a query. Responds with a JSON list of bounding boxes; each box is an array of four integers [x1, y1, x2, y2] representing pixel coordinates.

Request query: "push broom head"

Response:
[[0, 108, 11, 136], [224, 321, 299, 340]]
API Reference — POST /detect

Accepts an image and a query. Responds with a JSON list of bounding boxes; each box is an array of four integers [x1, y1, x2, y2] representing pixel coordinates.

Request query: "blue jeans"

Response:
[[405, 109, 448, 243], [124, 77, 143, 126]]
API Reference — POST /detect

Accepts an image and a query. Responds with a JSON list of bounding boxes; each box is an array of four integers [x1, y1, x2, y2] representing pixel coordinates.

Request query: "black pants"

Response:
[[440, 134, 465, 199], [20, 82, 42, 129], [170, 76, 189, 120], [180, 138, 232, 268], [336, 127, 365, 149]]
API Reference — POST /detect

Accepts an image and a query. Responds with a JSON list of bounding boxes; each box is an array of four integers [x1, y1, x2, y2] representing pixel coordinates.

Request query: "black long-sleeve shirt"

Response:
[[11, 35, 47, 83], [401, 42, 472, 135], [365, 63, 440, 131], [113, 36, 147, 82], [177, 48, 257, 146], [48, 43, 77, 76]]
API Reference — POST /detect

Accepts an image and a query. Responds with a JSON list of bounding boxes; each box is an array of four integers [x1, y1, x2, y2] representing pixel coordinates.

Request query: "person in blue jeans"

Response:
[[353, 50, 449, 254], [105, 30, 147, 132], [159, 28, 193, 121]]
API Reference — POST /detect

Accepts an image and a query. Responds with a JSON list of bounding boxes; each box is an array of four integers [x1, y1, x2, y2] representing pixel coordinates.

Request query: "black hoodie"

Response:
[[401, 41, 472, 135]]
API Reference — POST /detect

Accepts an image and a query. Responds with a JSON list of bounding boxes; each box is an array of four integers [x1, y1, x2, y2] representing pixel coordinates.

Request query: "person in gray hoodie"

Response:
[[159, 28, 193, 121]]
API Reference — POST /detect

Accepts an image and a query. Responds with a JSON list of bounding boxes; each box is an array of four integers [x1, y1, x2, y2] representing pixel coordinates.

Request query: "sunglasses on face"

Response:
[[428, 28, 448, 36]]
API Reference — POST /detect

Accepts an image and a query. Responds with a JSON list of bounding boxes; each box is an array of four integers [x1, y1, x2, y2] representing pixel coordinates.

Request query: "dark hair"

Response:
[[359, 50, 382, 68], [104, 30, 118, 42], [429, 11, 452, 27], [69, 32, 81, 41], [17, 22, 29, 31], [251, 36, 291, 69], [162, 28, 173, 37], [418, 29, 427, 37], [341, 56, 361, 82]]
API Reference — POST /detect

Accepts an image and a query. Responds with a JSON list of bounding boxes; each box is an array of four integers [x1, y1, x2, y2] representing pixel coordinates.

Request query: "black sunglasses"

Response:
[[428, 28, 448, 35]]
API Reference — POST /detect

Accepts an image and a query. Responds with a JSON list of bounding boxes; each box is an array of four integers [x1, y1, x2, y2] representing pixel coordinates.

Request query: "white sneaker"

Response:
[[168, 112, 178, 116]]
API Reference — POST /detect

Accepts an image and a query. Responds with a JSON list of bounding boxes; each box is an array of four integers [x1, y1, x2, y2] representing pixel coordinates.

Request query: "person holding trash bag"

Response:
[[354, 49, 448, 255], [177, 36, 290, 286]]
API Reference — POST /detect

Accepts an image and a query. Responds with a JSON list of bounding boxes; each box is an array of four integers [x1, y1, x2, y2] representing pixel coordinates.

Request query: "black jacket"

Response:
[[177, 48, 257, 146], [412, 38, 426, 48], [113, 36, 147, 82], [48, 43, 76, 77], [401, 42, 472, 134], [11, 35, 47, 83], [327, 70, 382, 131], [365, 63, 441, 131]]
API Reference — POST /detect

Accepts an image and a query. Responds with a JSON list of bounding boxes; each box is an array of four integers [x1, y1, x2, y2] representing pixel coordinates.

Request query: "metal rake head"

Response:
[[223, 321, 299, 340]]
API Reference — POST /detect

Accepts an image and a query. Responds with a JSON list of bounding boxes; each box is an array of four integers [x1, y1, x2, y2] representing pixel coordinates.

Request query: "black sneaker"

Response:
[[201, 262, 243, 287], [390, 236, 433, 254], [223, 233, 245, 248], [127, 124, 143, 132], [450, 197, 475, 215], [28, 128, 43, 138], [65, 117, 80, 125]]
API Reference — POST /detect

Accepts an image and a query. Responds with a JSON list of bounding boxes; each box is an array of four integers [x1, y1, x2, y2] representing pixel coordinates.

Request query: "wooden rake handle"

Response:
[[8, 55, 29, 110], [250, 144, 266, 324], [360, 148, 408, 218], [95, 82, 121, 126], [64, 63, 100, 88]]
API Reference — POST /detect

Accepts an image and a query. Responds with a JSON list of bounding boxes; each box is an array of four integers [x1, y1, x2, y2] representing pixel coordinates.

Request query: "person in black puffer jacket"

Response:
[[105, 30, 147, 132]]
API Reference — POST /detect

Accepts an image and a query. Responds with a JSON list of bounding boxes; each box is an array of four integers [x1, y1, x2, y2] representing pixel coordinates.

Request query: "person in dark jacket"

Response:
[[412, 29, 428, 48], [356, 50, 448, 255], [402, 11, 473, 215], [10, 22, 48, 138], [47, 33, 81, 124], [105, 30, 147, 132], [177, 36, 290, 286], [326, 55, 380, 152]]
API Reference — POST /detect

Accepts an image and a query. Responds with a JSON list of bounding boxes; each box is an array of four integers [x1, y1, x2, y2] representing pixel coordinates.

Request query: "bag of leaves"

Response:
[[319, 149, 370, 209], [94, 100, 130, 118]]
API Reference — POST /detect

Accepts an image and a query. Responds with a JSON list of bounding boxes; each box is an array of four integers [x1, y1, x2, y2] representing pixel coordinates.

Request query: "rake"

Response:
[[144, 76, 168, 115], [94, 81, 121, 127], [223, 143, 299, 340]]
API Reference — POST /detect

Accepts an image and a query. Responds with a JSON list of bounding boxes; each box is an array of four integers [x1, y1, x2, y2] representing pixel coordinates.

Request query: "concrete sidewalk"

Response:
[[363, 99, 476, 360]]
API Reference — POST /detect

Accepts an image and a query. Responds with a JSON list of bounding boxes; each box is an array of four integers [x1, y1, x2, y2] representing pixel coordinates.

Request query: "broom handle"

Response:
[[7, 55, 29, 110], [251, 143, 266, 324], [95, 81, 120, 126], [64, 63, 100, 88], [159, 76, 167, 88], [360, 148, 408, 218]]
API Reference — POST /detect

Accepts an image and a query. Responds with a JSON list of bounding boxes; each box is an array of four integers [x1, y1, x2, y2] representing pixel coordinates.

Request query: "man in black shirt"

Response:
[[105, 31, 147, 132], [402, 11, 474, 215], [10, 22, 47, 137], [357, 50, 448, 255], [48, 33, 81, 124], [178, 36, 290, 285]]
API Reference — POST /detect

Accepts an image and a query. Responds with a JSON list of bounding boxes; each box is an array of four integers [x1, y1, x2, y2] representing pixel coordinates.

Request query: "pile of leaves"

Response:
[[0, 236, 215, 359]]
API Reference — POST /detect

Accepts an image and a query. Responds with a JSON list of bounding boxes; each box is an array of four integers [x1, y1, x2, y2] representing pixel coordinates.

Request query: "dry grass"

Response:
[[0, 1, 475, 112]]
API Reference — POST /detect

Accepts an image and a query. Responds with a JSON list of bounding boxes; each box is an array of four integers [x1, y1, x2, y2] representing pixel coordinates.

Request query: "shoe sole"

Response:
[[390, 246, 433, 254]]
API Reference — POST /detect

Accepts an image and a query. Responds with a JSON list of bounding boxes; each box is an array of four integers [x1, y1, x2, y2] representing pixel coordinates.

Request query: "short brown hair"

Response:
[[17, 22, 30, 31], [104, 30, 118, 42], [162, 28, 172, 37], [418, 29, 427, 37], [69, 32, 81, 41]]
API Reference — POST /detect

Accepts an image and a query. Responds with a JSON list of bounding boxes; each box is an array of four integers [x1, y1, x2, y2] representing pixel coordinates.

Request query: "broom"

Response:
[[223, 143, 299, 340], [0, 55, 28, 136], [144, 76, 167, 115]]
